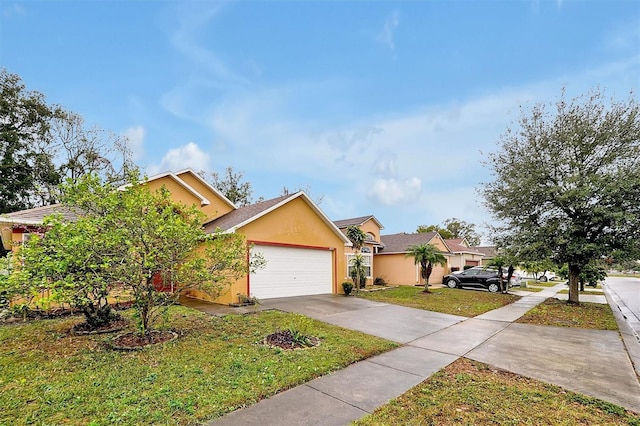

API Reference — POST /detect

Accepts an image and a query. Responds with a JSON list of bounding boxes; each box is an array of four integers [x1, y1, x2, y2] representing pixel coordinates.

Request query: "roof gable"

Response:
[[141, 171, 211, 207], [204, 192, 350, 244], [174, 169, 236, 210], [333, 215, 384, 230], [444, 238, 484, 255]]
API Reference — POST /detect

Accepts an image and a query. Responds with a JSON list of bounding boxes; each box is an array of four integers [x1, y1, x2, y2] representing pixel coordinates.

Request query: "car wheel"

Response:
[[488, 283, 499, 293], [446, 279, 458, 289]]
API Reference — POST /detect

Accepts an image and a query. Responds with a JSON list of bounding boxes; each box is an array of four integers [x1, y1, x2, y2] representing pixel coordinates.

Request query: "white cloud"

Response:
[[368, 177, 421, 206], [123, 125, 145, 161], [377, 11, 400, 51], [3, 3, 25, 18], [148, 142, 210, 175]]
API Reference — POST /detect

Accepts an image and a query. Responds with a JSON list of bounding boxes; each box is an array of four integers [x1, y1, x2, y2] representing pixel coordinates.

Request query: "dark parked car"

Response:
[[442, 267, 508, 293]]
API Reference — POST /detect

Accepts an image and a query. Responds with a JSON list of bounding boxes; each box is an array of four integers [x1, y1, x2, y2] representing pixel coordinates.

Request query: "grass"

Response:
[[514, 286, 544, 292], [357, 286, 520, 317], [557, 289, 604, 295], [355, 358, 640, 425], [527, 280, 559, 287], [516, 298, 618, 330], [0, 306, 396, 425]]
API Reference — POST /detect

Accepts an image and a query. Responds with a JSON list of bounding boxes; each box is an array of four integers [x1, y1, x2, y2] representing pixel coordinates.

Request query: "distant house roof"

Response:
[[473, 246, 497, 258], [333, 215, 384, 230], [444, 238, 484, 255], [379, 232, 444, 254], [0, 204, 80, 225], [204, 192, 351, 244]]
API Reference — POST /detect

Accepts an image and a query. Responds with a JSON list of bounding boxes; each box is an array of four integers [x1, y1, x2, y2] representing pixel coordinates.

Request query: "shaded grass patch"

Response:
[[516, 298, 618, 330], [355, 358, 639, 425], [358, 286, 519, 317], [0, 306, 396, 425]]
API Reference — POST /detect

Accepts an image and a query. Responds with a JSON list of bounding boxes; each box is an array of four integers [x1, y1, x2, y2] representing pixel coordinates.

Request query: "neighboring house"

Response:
[[474, 246, 497, 264], [0, 169, 350, 304], [374, 232, 452, 285], [444, 238, 486, 272], [333, 215, 385, 286]]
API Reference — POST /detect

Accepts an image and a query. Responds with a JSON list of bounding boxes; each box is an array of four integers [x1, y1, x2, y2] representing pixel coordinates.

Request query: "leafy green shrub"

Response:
[[373, 276, 387, 286], [342, 282, 353, 295]]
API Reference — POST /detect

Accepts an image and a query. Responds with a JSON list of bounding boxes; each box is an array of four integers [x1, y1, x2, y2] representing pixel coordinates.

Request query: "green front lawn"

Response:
[[516, 298, 618, 330], [357, 286, 520, 317], [355, 358, 639, 425], [0, 306, 396, 425]]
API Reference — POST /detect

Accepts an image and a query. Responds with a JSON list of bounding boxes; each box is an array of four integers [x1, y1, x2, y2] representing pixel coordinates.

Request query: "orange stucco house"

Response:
[[374, 232, 453, 285], [0, 169, 350, 305], [333, 215, 385, 286]]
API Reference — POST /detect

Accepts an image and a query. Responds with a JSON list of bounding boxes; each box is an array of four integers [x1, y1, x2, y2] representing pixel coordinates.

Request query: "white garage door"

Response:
[[250, 245, 333, 299]]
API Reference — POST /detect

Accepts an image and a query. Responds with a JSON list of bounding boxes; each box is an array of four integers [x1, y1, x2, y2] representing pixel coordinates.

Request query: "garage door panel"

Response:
[[250, 245, 332, 299]]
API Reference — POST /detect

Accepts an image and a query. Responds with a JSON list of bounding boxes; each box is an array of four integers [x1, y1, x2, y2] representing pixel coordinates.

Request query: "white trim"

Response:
[[0, 218, 45, 226], [174, 168, 237, 210], [121, 171, 211, 207]]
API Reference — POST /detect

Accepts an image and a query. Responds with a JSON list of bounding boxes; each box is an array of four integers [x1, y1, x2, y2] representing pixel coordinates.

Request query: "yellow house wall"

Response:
[[374, 254, 447, 286], [374, 254, 418, 285], [175, 172, 234, 221], [188, 197, 346, 305], [146, 177, 206, 211], [373, 237, 450, 286]]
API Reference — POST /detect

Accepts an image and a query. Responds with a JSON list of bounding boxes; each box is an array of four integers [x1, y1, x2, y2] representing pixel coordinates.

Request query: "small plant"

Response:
[[237, 294, 260, 305], [342, 282, 354, 296], [373, 276, 387, 286]]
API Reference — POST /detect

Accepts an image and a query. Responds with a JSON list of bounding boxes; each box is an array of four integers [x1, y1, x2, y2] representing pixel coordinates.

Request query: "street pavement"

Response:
[[182, 283, 640, 425]]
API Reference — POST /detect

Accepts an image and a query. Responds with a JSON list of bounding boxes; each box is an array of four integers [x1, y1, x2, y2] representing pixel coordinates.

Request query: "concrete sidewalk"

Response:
[[202, 284, 640, 425]]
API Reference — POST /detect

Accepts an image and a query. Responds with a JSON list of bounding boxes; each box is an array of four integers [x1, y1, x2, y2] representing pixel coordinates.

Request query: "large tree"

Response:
[[0, 68, 57, 213], [204, 167, 255, 207], [0, 69, 133, 214], [416, 218, 481, 246], [482, 88, 640, 304], [405, 243, 447, 293]]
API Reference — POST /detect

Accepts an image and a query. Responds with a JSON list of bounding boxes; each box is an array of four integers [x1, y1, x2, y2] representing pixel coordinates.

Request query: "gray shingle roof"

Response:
[[445, 238, 484, 255], [333, 215, 377, 229], [379, 232, 441, 253], [203, 194, 292, 233], [473, 246, 496, 257], [0, 204, 80, 224]]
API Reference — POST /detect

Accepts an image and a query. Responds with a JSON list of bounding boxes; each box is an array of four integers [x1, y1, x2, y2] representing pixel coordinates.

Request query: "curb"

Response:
[[604, 284, 640, 378]]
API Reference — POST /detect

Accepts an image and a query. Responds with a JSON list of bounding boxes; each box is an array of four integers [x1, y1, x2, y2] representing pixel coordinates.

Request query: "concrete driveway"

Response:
[[191, 291, 640, 424], [261, 294, 467, 343]]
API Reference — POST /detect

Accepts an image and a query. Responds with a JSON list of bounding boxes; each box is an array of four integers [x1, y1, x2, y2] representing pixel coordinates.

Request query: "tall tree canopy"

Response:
[[0, 69, 133, 214], [204, 166, 255, 207], [482, 88, 640, 304], [416, 218, 481, 246]]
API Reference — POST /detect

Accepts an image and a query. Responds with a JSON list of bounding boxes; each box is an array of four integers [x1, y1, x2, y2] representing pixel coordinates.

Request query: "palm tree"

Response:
[[406, 243, 447, 293], [346, 226, 367, 293]]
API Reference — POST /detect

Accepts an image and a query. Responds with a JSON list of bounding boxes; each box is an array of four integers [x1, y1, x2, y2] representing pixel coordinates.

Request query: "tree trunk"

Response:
[[422, 262, 432, 293], [568, 264, 581, 304], [505, 265, 515, 294]]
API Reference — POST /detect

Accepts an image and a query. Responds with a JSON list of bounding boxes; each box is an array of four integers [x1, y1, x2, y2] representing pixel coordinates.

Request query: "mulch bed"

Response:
[[112, 330, 178, 350], [71, 317, 129, 335], [1, 301, 134, 323], [263, 330, 320, 350]]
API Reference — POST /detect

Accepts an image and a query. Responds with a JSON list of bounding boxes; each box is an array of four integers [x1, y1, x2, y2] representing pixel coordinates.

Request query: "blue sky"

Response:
[[1, 0, 638, 241]]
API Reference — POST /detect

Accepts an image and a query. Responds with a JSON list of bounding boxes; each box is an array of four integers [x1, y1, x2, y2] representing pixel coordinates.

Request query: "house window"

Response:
[[346, 254, 372, 278], [361, 246, 371, 253], [22, 233, 32, 244]]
